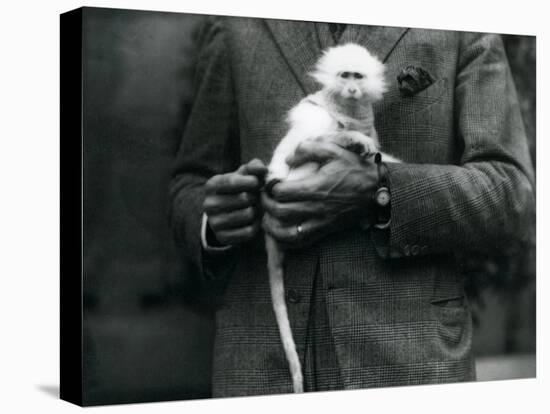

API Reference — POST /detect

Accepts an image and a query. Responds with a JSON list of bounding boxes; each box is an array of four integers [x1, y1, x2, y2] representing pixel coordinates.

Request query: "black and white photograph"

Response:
[[59, 5, 537, 405], [0, 1, 546, 413]]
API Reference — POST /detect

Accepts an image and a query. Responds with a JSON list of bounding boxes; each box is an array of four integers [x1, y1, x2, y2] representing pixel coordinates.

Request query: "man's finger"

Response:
[[262, 214, 332, 247], [262, 214, 300, 244], [261, 192, 326, 222], [238, 158, 268, 178], [203, 192, 257, 214], [208, 206, 257, 231], [286, 140, 348, 168], [216, 222, 260, 245], [206, 173, 262, 194], [270, 176, 326, 202]]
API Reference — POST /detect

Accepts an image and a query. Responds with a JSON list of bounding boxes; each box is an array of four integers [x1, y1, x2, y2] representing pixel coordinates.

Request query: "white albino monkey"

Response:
[[265, 43, 400, 393]]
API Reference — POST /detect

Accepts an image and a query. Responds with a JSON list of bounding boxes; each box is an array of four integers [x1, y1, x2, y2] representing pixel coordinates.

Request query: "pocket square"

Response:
[[397, 66, 435, 97]]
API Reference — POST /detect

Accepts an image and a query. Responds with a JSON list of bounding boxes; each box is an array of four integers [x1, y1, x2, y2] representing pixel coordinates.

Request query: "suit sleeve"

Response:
[[372, 33, 535, 259], [168, 17, 240, 288]]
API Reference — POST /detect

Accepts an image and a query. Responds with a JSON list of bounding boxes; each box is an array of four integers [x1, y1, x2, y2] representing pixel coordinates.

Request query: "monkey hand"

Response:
[[261, 138, 378, 249], [203, 159, 267, 246], [325, 131, 380, 158]]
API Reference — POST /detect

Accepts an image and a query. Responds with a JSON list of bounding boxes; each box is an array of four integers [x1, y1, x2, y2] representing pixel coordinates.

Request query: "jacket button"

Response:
[[421, 245, 428, 254], [287, 289, 301, 304], [403, 244, 410, 256], [411, 245, 420, 256]]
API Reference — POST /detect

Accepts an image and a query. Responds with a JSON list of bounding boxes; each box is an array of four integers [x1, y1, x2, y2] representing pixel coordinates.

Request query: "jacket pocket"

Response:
[[404, 77, 448, 113], [375, 76, 453, 164], [430, 295, 468, 343], [382, 77, 448, 122]]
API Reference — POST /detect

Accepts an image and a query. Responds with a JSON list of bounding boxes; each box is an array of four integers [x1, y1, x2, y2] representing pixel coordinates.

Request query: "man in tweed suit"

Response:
[[169, 16, 535, 397]]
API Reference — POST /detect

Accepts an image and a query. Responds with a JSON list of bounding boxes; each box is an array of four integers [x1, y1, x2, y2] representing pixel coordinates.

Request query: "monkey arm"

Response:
[[372, 33, 535, 259], [168, 17, 240, 289]]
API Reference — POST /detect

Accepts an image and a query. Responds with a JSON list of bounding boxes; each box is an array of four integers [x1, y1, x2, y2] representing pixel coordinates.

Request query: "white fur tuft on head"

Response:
[[310, 43, 387, 101]]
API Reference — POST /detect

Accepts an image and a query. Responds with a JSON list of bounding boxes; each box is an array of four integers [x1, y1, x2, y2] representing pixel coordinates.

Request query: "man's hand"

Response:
[[261, 136, 378, 249], [203, 159, 267, 246]]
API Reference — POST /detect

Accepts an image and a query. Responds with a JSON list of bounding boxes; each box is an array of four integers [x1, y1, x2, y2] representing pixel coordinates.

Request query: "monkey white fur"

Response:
[[265, 43, 400, 393]]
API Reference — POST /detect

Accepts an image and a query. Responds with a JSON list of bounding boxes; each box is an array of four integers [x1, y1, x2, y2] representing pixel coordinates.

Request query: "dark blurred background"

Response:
[[80, 7, 536, 405]]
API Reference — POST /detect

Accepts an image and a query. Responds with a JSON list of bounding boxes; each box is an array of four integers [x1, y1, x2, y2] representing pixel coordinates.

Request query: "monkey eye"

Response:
[[354, 73, 364, 79], [340, 71, 351, 79]]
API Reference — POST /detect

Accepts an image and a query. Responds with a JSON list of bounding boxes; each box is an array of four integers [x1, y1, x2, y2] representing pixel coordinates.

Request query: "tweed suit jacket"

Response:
[[169, 17, 535, 397]]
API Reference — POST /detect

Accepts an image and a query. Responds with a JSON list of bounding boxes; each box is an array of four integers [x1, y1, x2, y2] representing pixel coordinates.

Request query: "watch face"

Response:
[[375, 187, 391, 207]]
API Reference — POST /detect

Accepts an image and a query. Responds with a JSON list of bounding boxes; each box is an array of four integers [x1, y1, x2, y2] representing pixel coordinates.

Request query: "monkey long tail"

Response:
[[265, 234, 304, 393]]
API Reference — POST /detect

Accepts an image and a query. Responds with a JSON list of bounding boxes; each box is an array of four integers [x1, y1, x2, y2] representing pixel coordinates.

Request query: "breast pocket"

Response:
[[384, 77, 448, 122], [375, 77, 453, 163]]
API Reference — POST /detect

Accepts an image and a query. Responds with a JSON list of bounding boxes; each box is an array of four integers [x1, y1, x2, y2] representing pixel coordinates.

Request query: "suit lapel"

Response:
[[264, 19, 323, 95], [264, 19, 409, 96], [315, 22, 336, 50]]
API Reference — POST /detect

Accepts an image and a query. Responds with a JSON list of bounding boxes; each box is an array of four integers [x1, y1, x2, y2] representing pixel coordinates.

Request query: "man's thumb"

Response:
[[238, 158, 268, 178]]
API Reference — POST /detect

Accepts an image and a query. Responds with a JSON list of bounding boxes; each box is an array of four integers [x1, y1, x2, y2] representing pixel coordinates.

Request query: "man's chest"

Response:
[[229, 23, 461, 165]]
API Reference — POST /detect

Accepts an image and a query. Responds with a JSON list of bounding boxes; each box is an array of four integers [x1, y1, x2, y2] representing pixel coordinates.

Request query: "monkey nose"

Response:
[[348, 88, 357, 94]]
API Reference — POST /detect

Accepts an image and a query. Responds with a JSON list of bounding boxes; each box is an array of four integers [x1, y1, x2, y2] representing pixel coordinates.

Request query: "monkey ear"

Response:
[[309, 70, 334, 88], [366, 77, 388, 101], [363, 61, 388, 101]]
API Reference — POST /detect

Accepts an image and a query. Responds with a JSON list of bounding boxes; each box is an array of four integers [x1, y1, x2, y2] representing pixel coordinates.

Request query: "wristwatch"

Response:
[[373, 153, 391, 229]]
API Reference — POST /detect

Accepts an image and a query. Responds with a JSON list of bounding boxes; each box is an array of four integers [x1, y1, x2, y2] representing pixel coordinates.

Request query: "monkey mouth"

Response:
[[344, 94, 361, 100]]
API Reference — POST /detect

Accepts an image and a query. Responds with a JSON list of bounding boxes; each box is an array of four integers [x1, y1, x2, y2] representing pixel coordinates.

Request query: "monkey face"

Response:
[[336, 71, 367, 100], [310, 43, 388, 102]]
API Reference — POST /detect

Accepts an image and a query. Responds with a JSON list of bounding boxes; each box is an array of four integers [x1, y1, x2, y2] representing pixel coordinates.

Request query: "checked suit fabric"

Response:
[[169, 16, 535, 397]]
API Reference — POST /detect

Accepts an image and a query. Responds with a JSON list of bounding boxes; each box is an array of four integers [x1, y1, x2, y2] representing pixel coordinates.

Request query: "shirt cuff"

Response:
[[201, 213, 234, 253]]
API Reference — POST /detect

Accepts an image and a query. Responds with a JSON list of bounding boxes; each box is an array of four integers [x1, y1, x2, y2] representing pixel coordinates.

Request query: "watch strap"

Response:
[[374, 153, 391, 226]]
